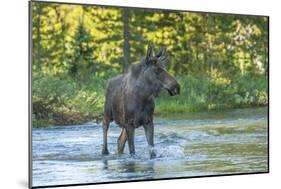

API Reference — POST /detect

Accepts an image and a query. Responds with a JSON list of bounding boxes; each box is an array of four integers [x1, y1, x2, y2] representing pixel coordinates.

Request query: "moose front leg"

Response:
[[144, 123, 156, 159], [126, 127, 135, 155]]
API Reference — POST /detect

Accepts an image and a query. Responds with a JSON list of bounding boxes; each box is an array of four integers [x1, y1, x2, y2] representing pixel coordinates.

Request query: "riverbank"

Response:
[[32, 73, 268, 128]]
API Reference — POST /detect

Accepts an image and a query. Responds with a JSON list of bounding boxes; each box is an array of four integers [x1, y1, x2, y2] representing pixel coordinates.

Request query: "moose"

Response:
[[102, 43, 180, 158]]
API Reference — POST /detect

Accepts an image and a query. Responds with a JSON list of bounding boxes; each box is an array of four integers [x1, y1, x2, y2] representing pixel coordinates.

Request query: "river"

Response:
[[32, 107, 268, 187]]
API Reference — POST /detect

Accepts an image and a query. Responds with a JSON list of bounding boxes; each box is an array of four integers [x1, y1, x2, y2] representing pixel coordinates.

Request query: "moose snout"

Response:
[[174, 83, 180, 95], [165, 82, 180, 96], [171, 83, 180, 96]]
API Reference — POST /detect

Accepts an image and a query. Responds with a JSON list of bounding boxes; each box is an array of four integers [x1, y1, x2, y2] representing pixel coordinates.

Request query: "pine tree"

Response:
[[68, 21, 95, 79], [122, 8, 130, 73]]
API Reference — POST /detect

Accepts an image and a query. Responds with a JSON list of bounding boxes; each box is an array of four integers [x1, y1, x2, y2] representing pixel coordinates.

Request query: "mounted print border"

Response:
[[28, 0, 269, 188]]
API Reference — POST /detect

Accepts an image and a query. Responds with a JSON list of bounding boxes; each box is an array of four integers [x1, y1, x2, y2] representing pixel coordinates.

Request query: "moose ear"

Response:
[[157, 47, 169, 68], [156, 47, 166, 58], [146, 43, 153, 61]]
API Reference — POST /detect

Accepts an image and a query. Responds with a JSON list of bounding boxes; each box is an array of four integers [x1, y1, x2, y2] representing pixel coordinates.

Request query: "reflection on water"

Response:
[[32, 107, 268, 187]]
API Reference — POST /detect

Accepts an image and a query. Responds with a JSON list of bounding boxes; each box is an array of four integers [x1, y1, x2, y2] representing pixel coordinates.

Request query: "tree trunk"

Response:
[[204, 14, 212, 108], [123, 8, 130, 73], [36, 4, 42, 72]]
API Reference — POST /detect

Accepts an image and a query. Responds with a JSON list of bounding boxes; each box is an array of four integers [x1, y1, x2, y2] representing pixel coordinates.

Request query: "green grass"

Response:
[[32, 72, 268, 127], [155, 74, 268, 115]]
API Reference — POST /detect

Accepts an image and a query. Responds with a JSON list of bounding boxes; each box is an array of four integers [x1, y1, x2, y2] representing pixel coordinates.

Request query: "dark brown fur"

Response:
[[102, 44, 180, 158]]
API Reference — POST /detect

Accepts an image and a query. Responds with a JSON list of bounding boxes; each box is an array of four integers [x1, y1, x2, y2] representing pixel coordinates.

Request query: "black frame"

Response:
[[28, 0, 270, 188]]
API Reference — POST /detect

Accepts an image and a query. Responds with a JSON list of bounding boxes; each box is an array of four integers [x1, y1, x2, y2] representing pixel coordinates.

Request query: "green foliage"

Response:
[[32, 2, 268, 76], [68, 22, 95, 78], [32, 72, 267, 127], [31, 2, 268, 127], [32, 73, 107, 126], [155, 74, 209, 113], [155, 74, 268, 114]]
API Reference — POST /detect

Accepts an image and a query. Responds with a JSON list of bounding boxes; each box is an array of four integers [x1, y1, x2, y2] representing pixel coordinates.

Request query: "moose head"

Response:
[[141, 43, 180, 97]]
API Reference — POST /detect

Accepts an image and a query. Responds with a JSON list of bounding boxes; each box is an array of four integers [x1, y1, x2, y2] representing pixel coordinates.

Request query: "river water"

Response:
[[32, 107, 268, 187]]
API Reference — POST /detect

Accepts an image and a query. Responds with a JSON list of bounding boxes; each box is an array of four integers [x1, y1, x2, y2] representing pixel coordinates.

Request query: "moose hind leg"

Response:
[[117, 128, 127, 154], [102, 118, 110, 155]]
